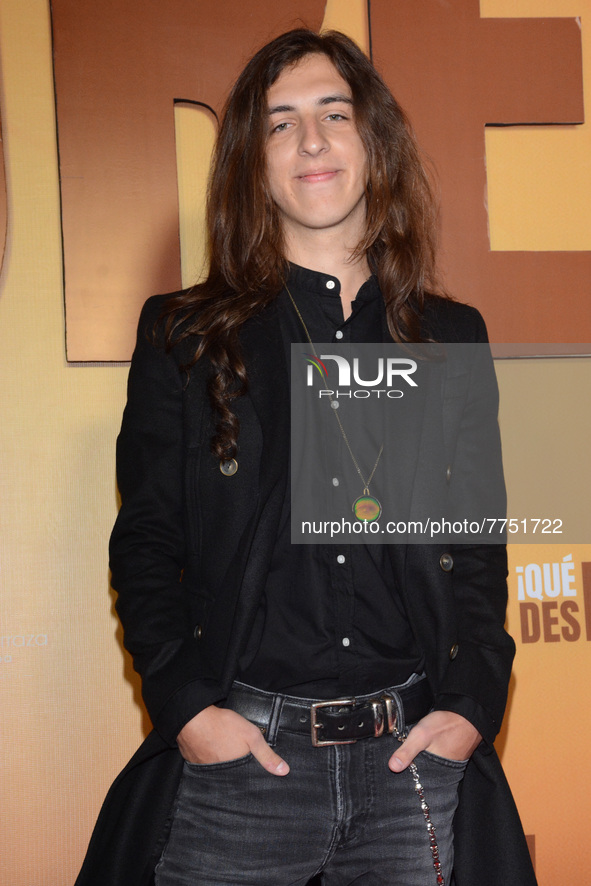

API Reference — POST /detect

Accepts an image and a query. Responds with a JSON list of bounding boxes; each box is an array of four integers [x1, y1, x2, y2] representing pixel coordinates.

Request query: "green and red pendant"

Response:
[[352, 490, 382, 522]]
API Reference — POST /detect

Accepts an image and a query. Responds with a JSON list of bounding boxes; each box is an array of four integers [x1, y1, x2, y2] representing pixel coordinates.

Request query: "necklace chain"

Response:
[[285, 284, 383, 495]]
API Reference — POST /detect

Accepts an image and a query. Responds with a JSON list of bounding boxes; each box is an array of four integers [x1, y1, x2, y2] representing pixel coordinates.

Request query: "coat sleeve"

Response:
[[421, 298, 515, 746], [110, 296, 224, 746], [431, 543, 514, 747]]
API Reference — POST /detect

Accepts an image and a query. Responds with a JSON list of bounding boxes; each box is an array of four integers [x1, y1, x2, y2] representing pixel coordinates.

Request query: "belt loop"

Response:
[[266, 693, 285, 746]]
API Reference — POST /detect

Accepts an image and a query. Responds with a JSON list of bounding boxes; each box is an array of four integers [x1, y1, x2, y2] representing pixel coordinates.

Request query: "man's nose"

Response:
[[298, 118, 329, 156]]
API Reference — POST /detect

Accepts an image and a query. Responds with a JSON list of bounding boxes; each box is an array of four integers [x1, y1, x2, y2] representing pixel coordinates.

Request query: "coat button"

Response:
[[193, 624, 203, 640], [219, 458, 238, 476], [446, 465, 452, 483], [439, 553, 453, 572], [449, 643, 459, 660]]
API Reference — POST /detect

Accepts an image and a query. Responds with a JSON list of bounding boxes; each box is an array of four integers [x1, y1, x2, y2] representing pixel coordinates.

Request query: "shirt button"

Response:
[[335, 330, 344, 340], [332, 477, 340, 487], [342, 637, 350, 647], [337, 554, 346, 564], [326, 280, 336, 290]]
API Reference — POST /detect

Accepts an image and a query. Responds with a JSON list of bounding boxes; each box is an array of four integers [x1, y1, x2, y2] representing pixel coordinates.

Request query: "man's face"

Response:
[[265, 53, 368, 248]]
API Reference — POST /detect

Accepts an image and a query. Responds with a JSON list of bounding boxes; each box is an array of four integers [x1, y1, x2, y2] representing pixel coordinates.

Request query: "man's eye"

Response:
[[326, 113, 346, 121], [271, 121, 290, 133]]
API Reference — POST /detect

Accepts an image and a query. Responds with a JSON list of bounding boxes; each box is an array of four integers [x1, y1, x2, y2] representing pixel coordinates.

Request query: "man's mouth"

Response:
[[297, 169, 339, 183]]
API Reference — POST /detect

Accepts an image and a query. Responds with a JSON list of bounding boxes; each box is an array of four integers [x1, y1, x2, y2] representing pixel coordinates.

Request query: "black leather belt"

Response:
[[225, 678, 433, 747]]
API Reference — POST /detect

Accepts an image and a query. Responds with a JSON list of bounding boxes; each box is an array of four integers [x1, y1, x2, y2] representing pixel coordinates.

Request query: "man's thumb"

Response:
[[252, 737, 290, 776], [388, 738, 418, 772]]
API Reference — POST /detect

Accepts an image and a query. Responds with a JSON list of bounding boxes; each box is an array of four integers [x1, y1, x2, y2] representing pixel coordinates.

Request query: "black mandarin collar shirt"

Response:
[[237, 264, 423, 698]]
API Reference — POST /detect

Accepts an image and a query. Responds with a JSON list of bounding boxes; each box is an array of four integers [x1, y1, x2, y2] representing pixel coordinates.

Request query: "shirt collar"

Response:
[[286, 263, 380, 308]]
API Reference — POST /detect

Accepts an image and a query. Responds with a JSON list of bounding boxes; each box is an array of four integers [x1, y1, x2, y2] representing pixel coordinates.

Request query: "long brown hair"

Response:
[[161, 29, 441, 459]]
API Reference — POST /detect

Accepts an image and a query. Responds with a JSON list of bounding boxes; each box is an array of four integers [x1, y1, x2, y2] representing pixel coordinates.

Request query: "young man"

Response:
[[76, 29, 536, 886]]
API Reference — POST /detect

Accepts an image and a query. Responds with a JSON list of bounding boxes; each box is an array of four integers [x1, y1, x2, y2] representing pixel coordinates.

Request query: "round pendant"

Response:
[[353, 495, 381, 522]]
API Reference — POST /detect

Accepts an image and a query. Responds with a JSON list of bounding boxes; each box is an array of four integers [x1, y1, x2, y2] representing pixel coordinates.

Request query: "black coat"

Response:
[[75, 293, 537, 886]]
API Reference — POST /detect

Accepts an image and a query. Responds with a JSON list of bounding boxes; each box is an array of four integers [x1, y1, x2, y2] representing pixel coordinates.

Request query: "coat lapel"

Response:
[[239, 301, 290, 501], [213, 302, 291, 687]]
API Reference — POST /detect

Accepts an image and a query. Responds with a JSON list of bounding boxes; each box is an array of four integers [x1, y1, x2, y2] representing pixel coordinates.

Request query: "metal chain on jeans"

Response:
[[392, 725, 445, 886]]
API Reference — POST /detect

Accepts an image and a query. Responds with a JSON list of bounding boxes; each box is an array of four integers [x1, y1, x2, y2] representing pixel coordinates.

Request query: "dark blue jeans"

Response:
[[155, 687, 466, 886]]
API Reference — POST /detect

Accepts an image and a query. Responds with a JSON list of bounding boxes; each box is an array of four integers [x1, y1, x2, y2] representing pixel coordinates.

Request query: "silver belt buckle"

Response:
[[310, 696, 390, 746], [310, 698, 357, 747], [382, 695, 397, 734]]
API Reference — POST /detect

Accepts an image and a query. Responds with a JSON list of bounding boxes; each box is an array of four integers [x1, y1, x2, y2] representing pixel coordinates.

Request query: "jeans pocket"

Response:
[[419, 749, 469, 769], [183, 752, 254, 773]]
